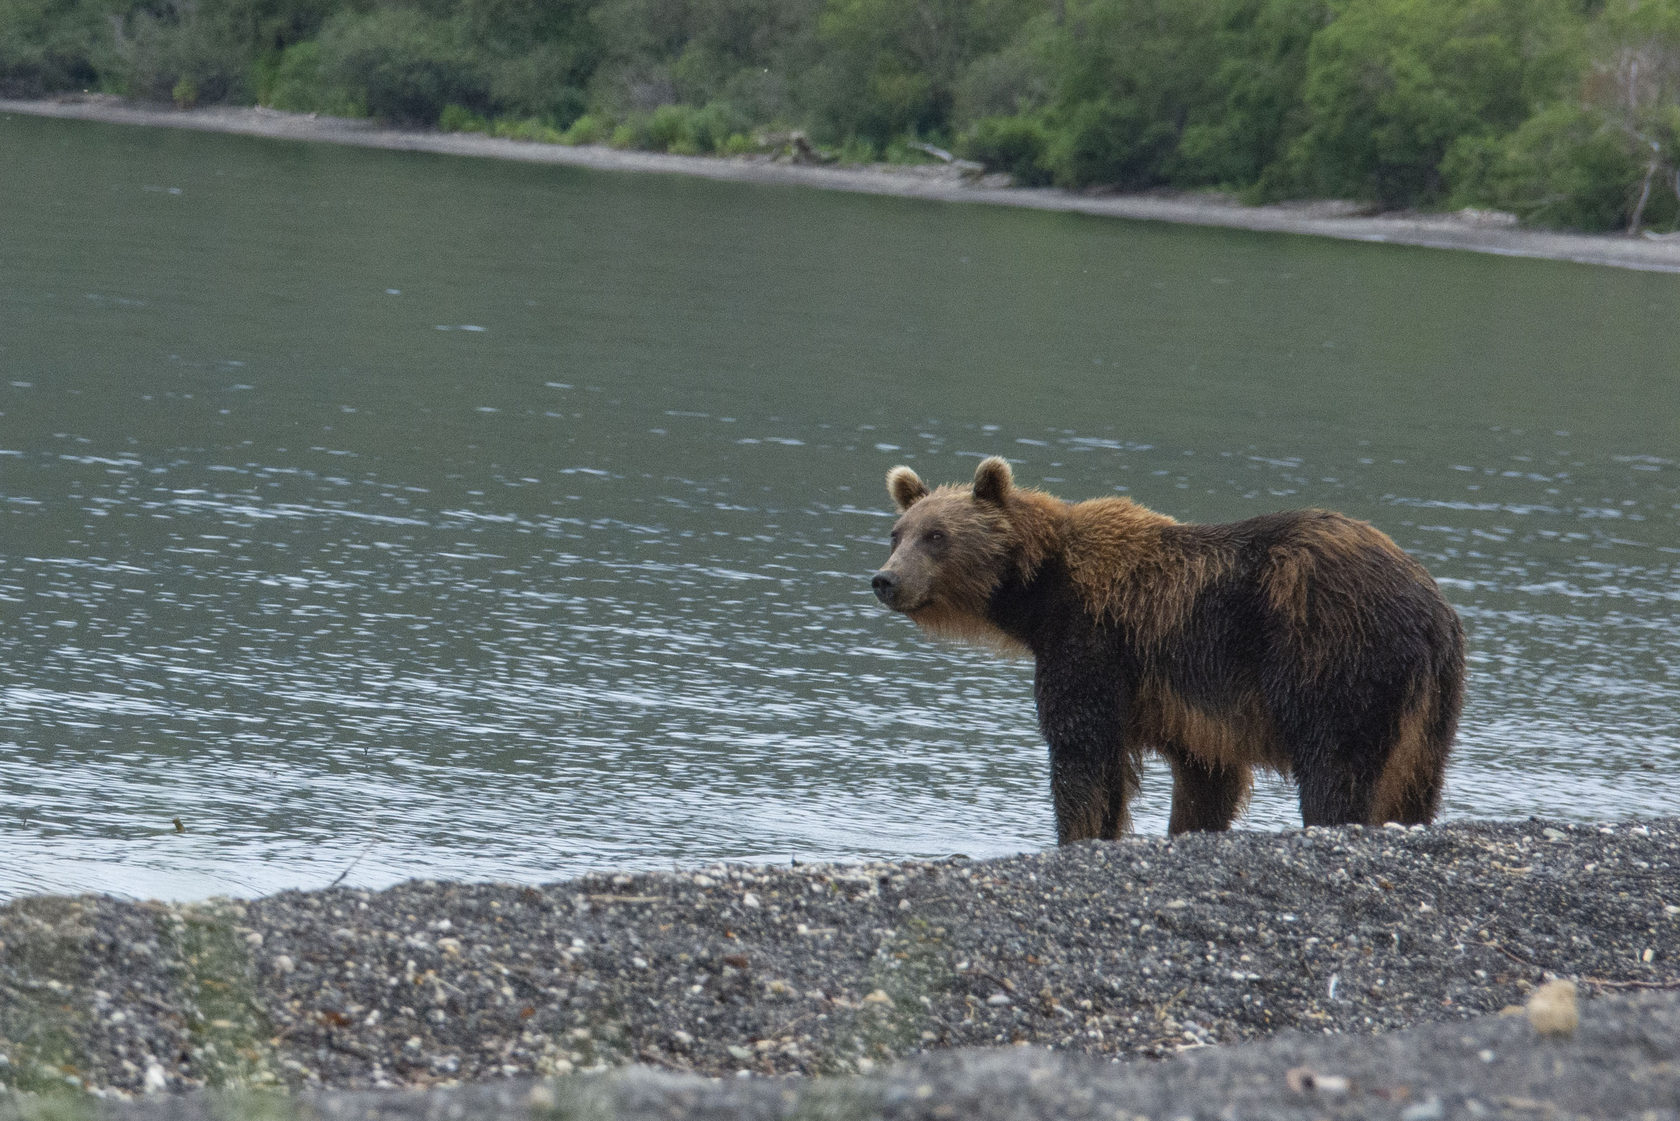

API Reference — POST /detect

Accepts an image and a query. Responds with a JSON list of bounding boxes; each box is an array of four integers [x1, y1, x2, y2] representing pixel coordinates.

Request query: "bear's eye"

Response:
[[889, 529, 902, 547], [926, 529, 946, 545]]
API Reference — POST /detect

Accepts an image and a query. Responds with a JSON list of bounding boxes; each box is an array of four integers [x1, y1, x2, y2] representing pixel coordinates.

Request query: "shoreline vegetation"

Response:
[[8, 94, 1680, 274], [1, 817, 1677, 1118], [4, 0, 1680, 240]]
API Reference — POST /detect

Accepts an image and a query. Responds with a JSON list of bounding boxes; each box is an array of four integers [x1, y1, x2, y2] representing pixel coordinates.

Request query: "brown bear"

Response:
[[872, 457, 1465, 841]]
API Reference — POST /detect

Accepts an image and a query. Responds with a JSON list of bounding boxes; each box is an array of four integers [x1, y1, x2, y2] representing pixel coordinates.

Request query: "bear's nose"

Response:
[[871, 570, 899, 606]]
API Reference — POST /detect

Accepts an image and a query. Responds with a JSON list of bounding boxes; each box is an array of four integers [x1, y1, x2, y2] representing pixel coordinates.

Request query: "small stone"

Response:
[[1286, 1067, 1350, 1095], [742, 892, 761, 908], [863, 989, 894, 1006], [1400, 1096, 1444, 1121], [142, 1062, 168, 1094], [987, 993, 1013, 1006], [727, 1044, 754, 1061], [1526, 979, 1578, 1037], [273, 954, 295, 975]]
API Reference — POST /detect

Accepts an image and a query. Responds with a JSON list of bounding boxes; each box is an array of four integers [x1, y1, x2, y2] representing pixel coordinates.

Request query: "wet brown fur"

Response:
[[873, 457, 1465, 840]]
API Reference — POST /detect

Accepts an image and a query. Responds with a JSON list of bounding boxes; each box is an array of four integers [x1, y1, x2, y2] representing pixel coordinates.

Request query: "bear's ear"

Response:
[[886, 466, 929, 512], [972, 456, 1013, 505]]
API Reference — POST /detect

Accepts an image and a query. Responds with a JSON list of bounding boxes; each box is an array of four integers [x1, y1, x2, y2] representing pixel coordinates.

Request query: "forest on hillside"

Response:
[[4, 0, 1679, 232]]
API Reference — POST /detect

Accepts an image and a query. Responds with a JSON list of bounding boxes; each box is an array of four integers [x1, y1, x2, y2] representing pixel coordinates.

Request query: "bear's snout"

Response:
[[872, 570, 901, 607]]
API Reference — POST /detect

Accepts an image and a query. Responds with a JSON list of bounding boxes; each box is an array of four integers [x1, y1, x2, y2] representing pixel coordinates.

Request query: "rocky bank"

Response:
[[6, 95, 1680, 274]]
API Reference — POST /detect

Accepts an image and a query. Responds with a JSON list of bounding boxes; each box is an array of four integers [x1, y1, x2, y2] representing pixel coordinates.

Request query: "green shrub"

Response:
[[833, 135, 877, 163], [1446, 102, 1656, 232], [316, 7, 488, 126], [642, 103, 693, 149], [561, 112, 611, 145], [0, 0, 111, 95], [955, 45, 1052, 125], [1286, 0, 1579, 207], [1044, 97, 1177, 189], [689, 100, 749, 151], [616, 101, 746, 153], [959, 114, 1052, 185], [719, 130, 757, 155], [486, 41, 590, 125], [109, 0, 254, 104], [439, 103, 490, 132], [490, 115, 564, 142]]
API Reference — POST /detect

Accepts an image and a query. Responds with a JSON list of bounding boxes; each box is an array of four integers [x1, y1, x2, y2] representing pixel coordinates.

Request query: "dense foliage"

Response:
[[4, 0, 1678, 230]]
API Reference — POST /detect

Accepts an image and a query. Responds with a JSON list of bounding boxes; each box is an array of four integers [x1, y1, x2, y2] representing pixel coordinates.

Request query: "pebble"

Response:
[[1526, 979, 1579, 1037]]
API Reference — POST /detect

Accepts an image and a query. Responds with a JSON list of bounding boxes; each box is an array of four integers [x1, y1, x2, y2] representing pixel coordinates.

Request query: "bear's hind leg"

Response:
[[1368, 692, 1454, 824], [1166, 751, 1252, 834], [1296, 768, 1376, 826], [1273, 686, 1387, 826]]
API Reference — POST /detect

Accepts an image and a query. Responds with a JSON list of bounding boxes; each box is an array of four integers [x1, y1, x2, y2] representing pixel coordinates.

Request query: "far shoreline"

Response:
[[9, 93, 1680, 275]]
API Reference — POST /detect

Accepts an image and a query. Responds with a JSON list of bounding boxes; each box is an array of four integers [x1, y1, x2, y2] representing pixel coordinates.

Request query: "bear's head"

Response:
[[871, 456, 1051, 649]]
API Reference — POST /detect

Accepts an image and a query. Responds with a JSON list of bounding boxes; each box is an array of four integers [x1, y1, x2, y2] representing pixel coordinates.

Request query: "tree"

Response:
[[1176, 0, 1330, 191], [1287, 0, 1579, 207], [1444, 0, 1680, 232], [316, 5, 488, 125], [0, 0, 120, 95], [809, 0, 1040, 146], [1588, 0, 1680, 231], [1035, 0, 1227, 187]]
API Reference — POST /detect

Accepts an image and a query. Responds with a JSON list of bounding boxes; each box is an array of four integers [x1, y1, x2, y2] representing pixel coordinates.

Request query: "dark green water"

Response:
[[2, 112, 1677, 900]]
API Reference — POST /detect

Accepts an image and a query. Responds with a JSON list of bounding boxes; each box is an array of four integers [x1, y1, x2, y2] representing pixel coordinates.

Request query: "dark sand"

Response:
[[7, 94, 1680, 274]]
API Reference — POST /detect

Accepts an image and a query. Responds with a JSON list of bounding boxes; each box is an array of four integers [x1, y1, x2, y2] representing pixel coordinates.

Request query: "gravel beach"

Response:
[[6, 95, 1680, 274], [3, 818, 1677, 1117]]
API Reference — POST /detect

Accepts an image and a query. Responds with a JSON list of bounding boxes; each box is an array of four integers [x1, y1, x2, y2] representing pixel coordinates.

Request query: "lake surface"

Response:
[[2, 112, 1677, 901]]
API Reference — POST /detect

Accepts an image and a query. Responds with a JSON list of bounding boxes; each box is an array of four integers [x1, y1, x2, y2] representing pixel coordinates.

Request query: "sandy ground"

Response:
[[7, 94, 1680, 274]]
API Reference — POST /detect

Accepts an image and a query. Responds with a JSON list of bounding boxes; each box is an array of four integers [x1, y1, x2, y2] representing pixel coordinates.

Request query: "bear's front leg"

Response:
[[1035, 660, 1135, 843], [1048, 750, 1138, 842]]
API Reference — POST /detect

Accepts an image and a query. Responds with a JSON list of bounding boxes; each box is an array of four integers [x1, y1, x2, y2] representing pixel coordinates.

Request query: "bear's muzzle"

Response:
[[871, 570, 902, 608]]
